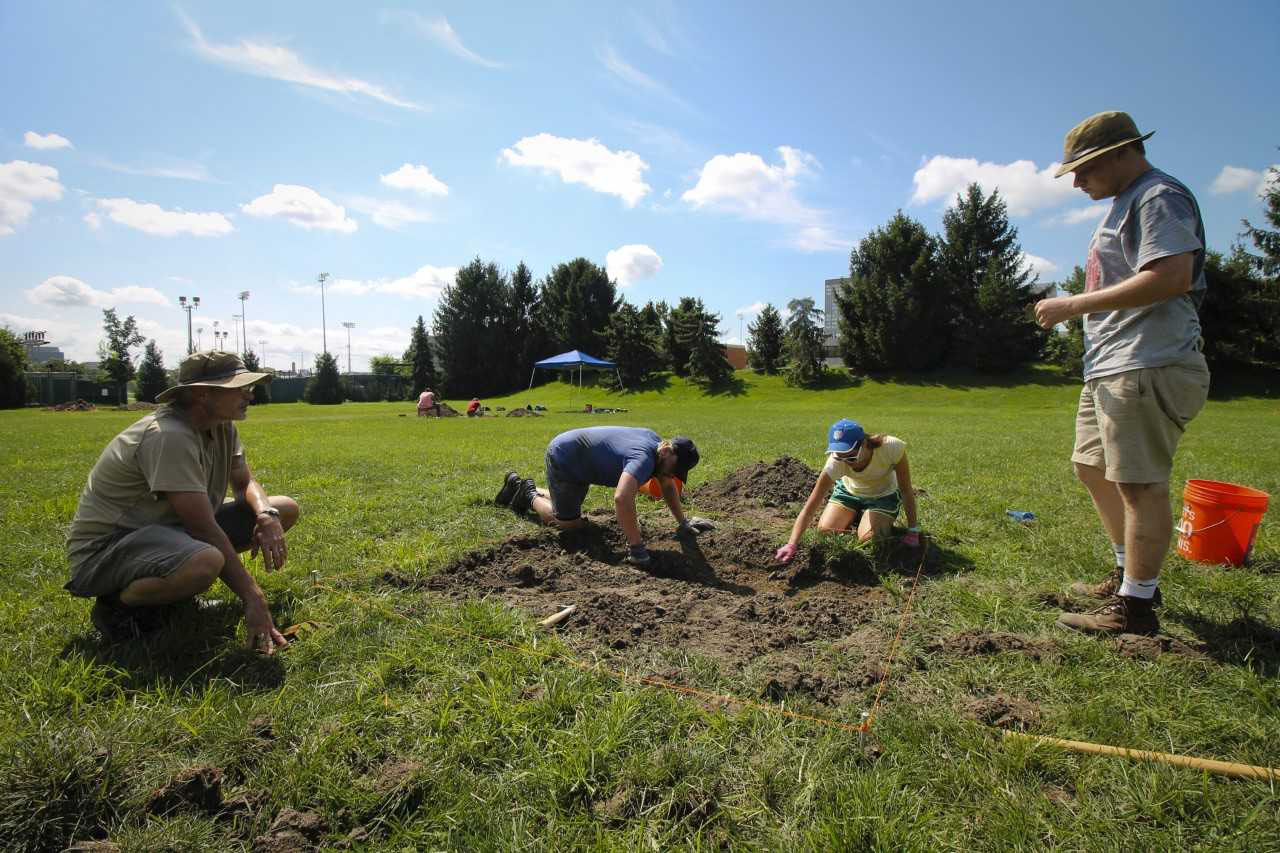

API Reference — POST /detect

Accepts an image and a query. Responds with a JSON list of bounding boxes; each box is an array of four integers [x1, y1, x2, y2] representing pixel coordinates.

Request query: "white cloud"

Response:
[[1021, 253, 1060, 281], [95, 158, 214, 182], [605, 244, 663, 287], [379, 163, 449, 196], [0, 160, 64, 235], [182, 12, 422, 111], [26, 275, 168, 308], [396, 13, 504, 69], [1049, 204, 1108, 226], [911, 155, 1077, 216], [241, 184, 357, 232], [596, 44, 693, 112], [24, 131, 72, 150], [735, 301, 766, 317], [289, 264, 457, 300], [95, 197, 234, 237], [348, 196, 433, 230], [1209, 164, 1277, 196], [501, 134, 650, 207], [682, 146, 845, 251]]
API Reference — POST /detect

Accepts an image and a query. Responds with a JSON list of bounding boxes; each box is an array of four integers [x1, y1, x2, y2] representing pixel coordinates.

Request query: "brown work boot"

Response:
[[1057, 595, 1159, 636], [1068, 566, 1162, 606]]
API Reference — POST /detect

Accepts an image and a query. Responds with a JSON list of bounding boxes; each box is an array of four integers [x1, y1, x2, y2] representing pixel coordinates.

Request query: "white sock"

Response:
[[1111, 543, 1126, 569], [1118, 576, 1158, 599]]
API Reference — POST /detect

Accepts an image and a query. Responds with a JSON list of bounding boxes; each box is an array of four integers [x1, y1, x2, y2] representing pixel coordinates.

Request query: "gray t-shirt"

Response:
[[1081, 168, 1206, 380], [66, 406, 243, 573], [546, 426, 658, 487]]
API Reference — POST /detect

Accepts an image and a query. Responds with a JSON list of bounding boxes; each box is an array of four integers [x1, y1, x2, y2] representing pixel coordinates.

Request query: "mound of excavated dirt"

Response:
[[506, 408, 542, 417], [423, 512, 896, 673], [964, 692, 1041, 730], [689, 456, 819, 514], [927, 631, 1056, 661]]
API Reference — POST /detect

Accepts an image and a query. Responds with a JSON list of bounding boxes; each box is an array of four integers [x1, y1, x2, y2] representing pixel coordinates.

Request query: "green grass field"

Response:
[[2, 368, 1278, 851]]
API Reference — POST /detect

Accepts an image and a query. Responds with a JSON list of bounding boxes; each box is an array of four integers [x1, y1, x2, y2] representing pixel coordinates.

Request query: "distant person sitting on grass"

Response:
[[417, 387, 440, 417], [467, 397, 481, 417], [63, 351, 300, 654], [774, 419, 920, 564], [494, 427, 711, 567]]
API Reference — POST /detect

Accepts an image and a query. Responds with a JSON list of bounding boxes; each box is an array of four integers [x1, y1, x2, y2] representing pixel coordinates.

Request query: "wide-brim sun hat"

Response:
[[156, 350, 271, 403], [1054, 111, 1154, 179]]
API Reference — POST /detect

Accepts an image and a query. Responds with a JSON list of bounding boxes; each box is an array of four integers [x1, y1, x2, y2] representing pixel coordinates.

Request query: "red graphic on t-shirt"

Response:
[[1084, 247, 1101, 293]]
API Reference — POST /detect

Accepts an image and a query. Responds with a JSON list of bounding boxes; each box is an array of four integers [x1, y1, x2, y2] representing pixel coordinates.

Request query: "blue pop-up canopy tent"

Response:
[[529, 350, 620, 402]]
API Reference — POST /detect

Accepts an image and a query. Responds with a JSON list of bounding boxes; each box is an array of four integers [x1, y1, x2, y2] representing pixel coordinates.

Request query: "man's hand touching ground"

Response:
[[245, 601, 288, 655]]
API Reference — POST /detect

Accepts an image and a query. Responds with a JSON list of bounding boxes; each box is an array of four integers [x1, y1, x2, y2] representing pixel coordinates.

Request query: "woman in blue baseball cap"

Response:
[[774, 419, 920, 563]]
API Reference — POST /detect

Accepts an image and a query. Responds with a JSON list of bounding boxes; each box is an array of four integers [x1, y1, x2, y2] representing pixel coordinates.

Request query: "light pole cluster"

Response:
[[342, 321, 356, 374], [178, 295, 200, 354], [317, 273, 329, 356], [238, 291, 250, 357]]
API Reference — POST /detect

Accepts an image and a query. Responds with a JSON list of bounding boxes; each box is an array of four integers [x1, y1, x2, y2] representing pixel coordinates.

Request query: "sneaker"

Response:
[[495, 471, 522, 506], [1056, 595, 1159, 636], [509, 478, 538, 515], [90, 595, 165, 642], [1068, 566, 1162, 607]]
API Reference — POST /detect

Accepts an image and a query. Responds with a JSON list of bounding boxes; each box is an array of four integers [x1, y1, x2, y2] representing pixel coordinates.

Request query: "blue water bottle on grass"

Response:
[[1006, 510, 1036, 523]]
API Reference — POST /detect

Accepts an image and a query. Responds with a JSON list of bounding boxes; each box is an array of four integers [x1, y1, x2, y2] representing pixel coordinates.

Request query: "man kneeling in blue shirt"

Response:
[[495, 427, 710, 566]]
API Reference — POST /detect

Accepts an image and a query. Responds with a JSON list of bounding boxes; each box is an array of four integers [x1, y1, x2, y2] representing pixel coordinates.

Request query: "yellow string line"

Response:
[[861, 539, 930, 733]]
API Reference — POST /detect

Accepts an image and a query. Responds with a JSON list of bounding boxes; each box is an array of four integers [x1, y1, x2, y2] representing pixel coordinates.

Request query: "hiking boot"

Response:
[[90, 595, 165, 642], [1068, 566, 1162, 607], [495, 471, 522, 506], [1056, 595, 1159, 636], [509, 479, 538, 515]]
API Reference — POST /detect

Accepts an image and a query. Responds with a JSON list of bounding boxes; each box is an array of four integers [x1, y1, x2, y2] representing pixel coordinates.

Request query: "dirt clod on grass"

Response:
[[505, 408, 542, 417], [1114, 633, 1209, 660], [146, 765, 223, 816], [689, 456, 818, 513], [965, 692, 1041, 730], [253, 809, 327, 853], [427, 512, 896, 673], [928, 631, 1055, 661]]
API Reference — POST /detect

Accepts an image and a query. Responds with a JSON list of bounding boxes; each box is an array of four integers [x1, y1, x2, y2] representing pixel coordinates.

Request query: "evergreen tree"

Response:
[[836, 212, 948, 372], [1242, 162, 1280, 278], [663, 297, 698, 376], [304, 351, 343, 404], [241, 349, 271, 404], [434, 258, 511, 397], [607, 302, 662, 387], [941, 184, 1047, 371], [784, 298, 826, 386], [747, 303, 786, 373], [99, 309, 145, 394], [0, 328, 28, 409], [1200, 246, 1280, 368], [675, 298, 732, 385], [136, 340, 168, 403], [1042, 265, 1086, 376], [405, 315, 438, 396], [538, 257, 619, 356], [506, 261, 546, 389]]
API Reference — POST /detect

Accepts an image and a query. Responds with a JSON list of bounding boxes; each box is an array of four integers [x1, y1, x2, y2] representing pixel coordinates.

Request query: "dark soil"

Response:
[[425, 511, 896, 675], [1114, 633, 1209, 660], [505, 408, 542, 417], [253, 809, 327, 853], [689, 456, 819, 515], [965, 692, 1041, 730], [146, 765, 223, 817]]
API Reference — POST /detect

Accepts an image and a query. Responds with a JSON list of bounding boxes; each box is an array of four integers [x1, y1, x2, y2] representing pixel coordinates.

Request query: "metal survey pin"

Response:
[[310, 570, 319, 587]]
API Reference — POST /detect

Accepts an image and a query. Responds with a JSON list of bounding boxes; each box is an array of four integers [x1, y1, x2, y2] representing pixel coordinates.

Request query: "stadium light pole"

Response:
[[178, 295, 200, 354], [237, 291, 250, 357], [317, 272, 329, 355], [259, 340, 268, 369], [196, 326, 204, 350], [342, 321, 355, 374], [231, 314, 241, 354]]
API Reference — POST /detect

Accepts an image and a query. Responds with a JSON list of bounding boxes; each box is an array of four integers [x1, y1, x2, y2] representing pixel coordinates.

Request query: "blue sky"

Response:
[[3, 1, 1277, 371]]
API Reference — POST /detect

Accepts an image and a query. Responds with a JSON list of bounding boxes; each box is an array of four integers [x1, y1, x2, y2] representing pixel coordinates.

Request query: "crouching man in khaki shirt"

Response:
[[65, 351, 300, 654]]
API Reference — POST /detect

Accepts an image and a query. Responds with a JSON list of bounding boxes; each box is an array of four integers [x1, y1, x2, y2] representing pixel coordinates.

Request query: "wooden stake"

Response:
[[539, 605, 577, 629], [1002, 730, 1280, 783]]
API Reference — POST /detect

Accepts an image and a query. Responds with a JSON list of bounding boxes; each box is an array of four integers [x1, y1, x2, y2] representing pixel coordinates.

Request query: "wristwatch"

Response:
[[257, 507, 281, 519]]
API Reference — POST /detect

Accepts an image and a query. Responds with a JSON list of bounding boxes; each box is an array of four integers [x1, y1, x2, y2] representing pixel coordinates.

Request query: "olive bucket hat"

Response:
[[1054, 111, 1154, 178], [156, 350, 271, 403]]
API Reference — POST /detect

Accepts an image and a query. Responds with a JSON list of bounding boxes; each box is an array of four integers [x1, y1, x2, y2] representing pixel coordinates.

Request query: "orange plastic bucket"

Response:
[[640, 476, 683, 499], [1176, 479, 1270, 566]]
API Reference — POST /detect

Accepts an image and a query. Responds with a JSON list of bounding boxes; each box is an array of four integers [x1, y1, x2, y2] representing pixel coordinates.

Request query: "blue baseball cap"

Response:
[[826, 419, 866, 453]]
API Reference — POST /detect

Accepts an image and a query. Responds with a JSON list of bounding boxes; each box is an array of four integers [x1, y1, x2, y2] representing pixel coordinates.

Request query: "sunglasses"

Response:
[[832, 444, 863, 461]]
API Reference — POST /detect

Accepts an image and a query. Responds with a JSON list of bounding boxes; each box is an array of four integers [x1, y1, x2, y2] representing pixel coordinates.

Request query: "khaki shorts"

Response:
[[64, 500, 259, 598], [1072, 355, 1210, 483]]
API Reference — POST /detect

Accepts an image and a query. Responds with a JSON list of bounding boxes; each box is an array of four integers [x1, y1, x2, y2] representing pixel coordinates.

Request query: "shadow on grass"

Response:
[[615, 372, 672, 394], [860, 364, 1081, 391], [699, 374, 748, 397], [59, 598, 291, 691], [1177, 611, 1280, 676], [552, 522, 755, 595], [793, 533, 974, 589]]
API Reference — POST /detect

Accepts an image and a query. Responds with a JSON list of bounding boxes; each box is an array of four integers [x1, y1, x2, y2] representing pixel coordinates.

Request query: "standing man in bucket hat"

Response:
[[1034, 111, 1211, 636], [494, 427, 709, 567], [64, 351, 301, 653]]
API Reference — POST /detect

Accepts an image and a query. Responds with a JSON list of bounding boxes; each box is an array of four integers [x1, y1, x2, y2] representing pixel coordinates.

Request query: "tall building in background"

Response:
[[823, 277, 848, 358]]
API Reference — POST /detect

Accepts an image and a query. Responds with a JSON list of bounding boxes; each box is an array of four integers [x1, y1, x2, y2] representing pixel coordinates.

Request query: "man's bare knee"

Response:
[[1117, 481, 1167, 504], [183, 547, 225, 590], [271, 496, 300, 530]]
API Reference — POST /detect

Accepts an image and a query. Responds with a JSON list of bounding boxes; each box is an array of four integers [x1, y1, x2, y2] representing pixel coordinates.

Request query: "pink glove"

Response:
[[774, 543, 798, 564], [903, 530, 921, 547]]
